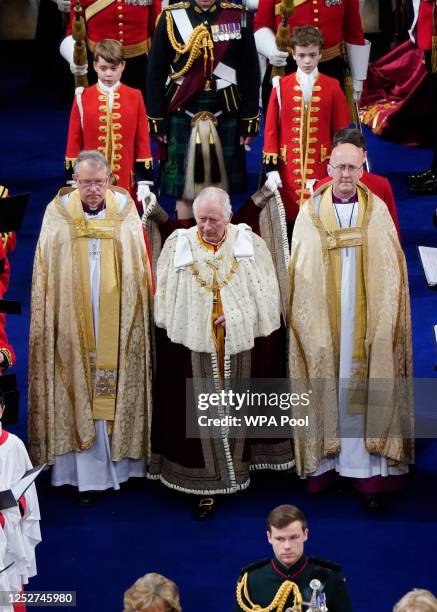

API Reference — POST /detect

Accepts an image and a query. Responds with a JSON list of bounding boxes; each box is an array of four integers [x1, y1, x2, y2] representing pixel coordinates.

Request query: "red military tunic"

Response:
[[65, 83, 152, 195], [254, 0, 364, 60], [263, 72, 350, 220], [66, 0, 162, 58], [317, 172, 401, 238]]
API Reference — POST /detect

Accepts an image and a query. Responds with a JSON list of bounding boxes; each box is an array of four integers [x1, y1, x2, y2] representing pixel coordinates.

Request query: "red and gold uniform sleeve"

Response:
[[263, 87, 280, 173], [135, 92, 153, 172], [65, 96, 83, 170], [331, 80, 351, 133]]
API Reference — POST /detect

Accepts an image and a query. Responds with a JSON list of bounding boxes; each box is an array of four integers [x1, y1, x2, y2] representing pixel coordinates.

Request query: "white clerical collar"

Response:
[[296, 68, 318, 104]]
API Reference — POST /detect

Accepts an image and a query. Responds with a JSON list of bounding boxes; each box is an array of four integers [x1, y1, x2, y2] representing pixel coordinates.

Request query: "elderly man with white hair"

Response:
[[150, 186, 293, 518]]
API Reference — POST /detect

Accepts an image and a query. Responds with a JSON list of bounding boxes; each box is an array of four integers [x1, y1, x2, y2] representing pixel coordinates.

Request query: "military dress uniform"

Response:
[[65, 83, 153, 199], [263, 72, 350, 221], [146, 0, 261, 199], [65, 0, 162, 92], [254, 0, 367, 111], [235, 555, 353, 612]]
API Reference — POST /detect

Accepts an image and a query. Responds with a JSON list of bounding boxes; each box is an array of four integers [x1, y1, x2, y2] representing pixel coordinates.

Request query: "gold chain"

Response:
[[236, 573, 303, 612], [188, 259, 239, 292], [166, 11, 214, 80]]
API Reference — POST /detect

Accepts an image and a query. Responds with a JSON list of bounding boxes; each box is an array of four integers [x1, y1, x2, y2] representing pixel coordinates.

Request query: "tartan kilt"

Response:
[[160, 93, 247, 198]]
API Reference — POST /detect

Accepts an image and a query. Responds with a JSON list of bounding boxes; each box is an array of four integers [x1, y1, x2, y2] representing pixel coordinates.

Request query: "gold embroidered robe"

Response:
[[288, 182, 414, 476], [28, 186, 153, 465]]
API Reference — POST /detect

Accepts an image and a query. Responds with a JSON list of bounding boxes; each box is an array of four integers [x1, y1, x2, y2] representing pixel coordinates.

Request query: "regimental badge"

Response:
[[124, 0, 152, 5], [325, 0, 342, 6], [211, 22, 241, 42]]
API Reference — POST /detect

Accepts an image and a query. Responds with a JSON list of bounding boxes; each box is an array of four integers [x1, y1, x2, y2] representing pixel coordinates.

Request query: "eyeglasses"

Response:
[[77, 179, 108, 188], [329, 164, 363, 174]]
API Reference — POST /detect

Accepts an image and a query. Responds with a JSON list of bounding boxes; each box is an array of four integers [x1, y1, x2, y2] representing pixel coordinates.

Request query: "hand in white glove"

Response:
[[265, 171, 283, 192], [136, 181, 151, 202], [56, 0, 71, 12], [269, 48, 288, 67], [70, 62, 88, 76], [352, 79, 363, 102], [255, 28, 288, 66]]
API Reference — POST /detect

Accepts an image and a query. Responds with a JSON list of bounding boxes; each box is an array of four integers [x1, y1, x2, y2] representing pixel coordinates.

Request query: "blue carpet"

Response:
[[1, 49, 437, 611]]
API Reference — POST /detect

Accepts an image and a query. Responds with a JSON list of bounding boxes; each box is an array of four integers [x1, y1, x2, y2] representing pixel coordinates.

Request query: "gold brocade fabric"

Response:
[[318, 186, 367, 364], [67, 189, 120, 421], [318, 186, 368, 414], [288, 181, 414, 475], [28, 187, 154, 465]]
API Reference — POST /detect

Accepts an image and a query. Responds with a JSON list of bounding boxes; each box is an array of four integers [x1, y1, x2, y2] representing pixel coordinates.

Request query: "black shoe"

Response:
[[193, 497, 217, 520], [408, 172, 437, 195], [76, 491, 97, 507], [363, 493, 384, 513], [407, 167, 434, 183]]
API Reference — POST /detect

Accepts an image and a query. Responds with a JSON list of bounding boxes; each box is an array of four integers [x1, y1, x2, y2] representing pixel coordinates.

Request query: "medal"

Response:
[[124, 0, 152, 5]]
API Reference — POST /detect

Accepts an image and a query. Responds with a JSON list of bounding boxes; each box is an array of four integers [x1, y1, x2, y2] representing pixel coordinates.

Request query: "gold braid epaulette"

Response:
[[220, 2, 244, 8], [163, 2, 190, 9], [166, 10, 214, 80], [235, 572, 303, 612]]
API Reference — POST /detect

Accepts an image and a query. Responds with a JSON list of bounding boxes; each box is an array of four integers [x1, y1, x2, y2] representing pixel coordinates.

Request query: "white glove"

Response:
[[60, 35, 74, 64], [352, 79, 363, 102], [254, 28, 288, 67], [136, 181, 151, 202], [265, 171, 282, 192], [56, 0, 71, 12], [244, 0, 259, 10], [70, 62, 88, 76]]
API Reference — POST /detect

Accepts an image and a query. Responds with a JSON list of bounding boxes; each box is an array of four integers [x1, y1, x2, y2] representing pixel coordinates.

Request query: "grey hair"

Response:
[[192, 187, 232, 221], [73, 150, 110, 176]]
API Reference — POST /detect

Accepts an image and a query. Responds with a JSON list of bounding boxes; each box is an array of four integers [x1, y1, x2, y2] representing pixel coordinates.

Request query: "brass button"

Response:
[[314, 17, 319, 22]]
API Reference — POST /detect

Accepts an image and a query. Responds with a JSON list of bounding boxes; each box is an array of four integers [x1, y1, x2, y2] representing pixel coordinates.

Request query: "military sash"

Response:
[[168, 8, 240, 112], [85, 0, 116, 21]]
